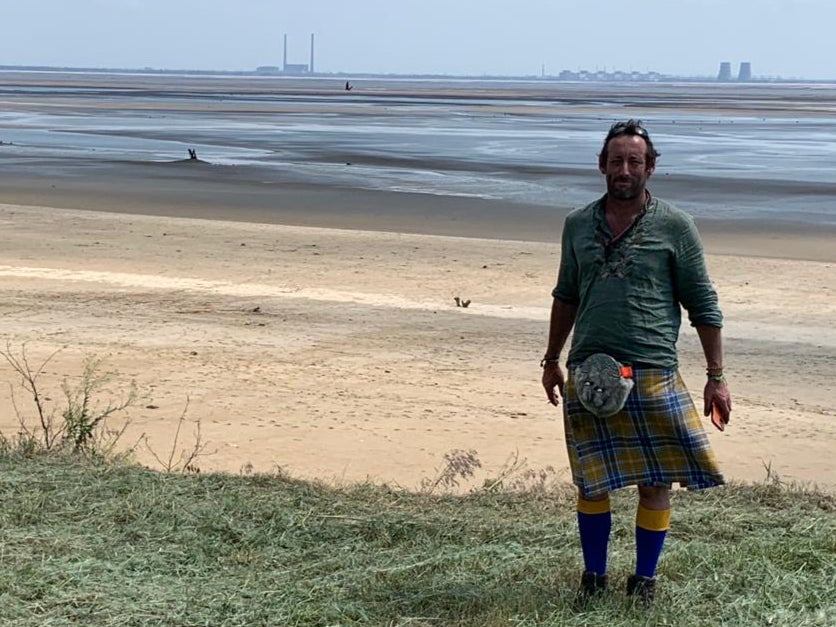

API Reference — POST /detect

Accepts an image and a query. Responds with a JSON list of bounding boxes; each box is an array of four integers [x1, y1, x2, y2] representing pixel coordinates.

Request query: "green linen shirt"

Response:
[[552, 194, 723, 369]]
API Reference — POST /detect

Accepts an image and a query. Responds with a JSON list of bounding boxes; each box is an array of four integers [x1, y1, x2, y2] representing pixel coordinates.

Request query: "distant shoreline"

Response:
[[1, 64, 831, 83]]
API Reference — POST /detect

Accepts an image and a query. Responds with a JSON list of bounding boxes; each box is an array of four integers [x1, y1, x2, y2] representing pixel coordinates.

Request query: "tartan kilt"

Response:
[[563, 366, 724, 498]]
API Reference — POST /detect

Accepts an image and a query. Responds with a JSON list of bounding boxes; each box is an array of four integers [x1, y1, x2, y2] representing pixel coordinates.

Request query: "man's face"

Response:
[[599, 135, 655, 201]]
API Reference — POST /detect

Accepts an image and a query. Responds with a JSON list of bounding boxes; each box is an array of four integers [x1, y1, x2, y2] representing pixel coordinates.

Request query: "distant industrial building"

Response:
[[557, 69, 662, 82], [279, 33, 315, 75], [717, 61, 752, 82]]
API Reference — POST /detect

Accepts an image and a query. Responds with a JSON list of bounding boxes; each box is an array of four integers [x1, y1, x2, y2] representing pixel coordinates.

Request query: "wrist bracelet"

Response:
[[540, 356, 561, 368], [707, 373, 726, 383]]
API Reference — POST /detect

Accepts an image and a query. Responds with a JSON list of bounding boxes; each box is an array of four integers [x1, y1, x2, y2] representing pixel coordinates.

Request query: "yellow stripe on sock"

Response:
[[636, 504, 671, 531], [577, 496, 611, 515]]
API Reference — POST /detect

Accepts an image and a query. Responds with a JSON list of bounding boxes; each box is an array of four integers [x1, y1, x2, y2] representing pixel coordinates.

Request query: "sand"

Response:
[[0, 178, 833, 494]]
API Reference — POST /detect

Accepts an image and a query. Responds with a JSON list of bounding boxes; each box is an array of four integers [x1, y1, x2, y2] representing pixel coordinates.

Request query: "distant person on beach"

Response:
[[541, 119, 731, 606]]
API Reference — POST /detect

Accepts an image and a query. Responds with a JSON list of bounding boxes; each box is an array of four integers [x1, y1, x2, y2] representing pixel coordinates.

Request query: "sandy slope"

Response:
[[0, 203, 833, 492]]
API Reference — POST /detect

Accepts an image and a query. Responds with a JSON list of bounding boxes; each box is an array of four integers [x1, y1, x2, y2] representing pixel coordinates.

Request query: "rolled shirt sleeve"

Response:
[[552, 214, 581, 305], [673, 217, 723, 328]]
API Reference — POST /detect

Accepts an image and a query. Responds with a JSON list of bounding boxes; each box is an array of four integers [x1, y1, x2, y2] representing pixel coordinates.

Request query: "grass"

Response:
[[0, 452, 833, 626], [0, 348, 832, 625]]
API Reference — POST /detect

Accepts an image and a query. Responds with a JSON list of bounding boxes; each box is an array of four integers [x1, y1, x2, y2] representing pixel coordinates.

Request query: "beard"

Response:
[[606, 174, 647, 200]]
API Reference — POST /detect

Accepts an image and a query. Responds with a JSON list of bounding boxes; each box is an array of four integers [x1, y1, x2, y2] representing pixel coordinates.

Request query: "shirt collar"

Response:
[[594, 191, 654, 235]]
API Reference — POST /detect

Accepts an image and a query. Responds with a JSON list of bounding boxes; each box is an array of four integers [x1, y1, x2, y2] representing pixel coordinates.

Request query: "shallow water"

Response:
[[1, 74, 835, 225]]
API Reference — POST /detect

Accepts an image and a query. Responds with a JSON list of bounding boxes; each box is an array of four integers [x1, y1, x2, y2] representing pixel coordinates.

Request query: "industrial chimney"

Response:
[[283, 34, 288, 71], [310, 33, 315, 74]]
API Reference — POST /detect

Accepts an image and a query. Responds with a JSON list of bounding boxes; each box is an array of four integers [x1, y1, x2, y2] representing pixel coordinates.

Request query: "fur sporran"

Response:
[[573, 353, 634, 417]]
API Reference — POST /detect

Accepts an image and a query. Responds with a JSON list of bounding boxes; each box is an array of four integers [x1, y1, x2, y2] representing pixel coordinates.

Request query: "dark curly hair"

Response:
[[598, 119, 660, 170]]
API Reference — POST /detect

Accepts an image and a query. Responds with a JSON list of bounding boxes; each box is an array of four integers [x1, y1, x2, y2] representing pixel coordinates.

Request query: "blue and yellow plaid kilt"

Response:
[[563, 366, 724, 497]]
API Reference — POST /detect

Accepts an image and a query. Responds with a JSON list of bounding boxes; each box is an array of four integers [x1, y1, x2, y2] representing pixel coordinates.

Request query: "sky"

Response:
[[1, 0, 833, 79]]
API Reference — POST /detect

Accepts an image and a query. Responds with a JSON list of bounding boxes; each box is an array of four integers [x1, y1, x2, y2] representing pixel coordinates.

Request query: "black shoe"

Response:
[[626, 574, 656, 605], [575, 571, 608, 607]]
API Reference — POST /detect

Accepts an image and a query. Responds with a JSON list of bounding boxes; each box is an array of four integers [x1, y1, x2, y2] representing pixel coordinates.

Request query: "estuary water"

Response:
[[1, 72, 835, 226]]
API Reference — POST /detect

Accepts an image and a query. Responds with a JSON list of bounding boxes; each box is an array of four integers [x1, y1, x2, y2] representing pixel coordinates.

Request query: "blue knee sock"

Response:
[[635, 504, 671, 578], [577, 496, 611, 575]]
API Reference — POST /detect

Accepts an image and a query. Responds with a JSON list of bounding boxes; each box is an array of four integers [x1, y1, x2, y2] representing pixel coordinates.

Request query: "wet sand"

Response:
[[0, 160, 834, 263]]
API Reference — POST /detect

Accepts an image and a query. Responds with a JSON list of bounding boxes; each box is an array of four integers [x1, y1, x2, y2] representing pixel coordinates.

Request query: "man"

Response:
[[541, 120, 731, 605]]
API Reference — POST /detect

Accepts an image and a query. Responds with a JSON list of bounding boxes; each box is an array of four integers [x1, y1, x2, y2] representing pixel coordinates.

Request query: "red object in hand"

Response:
[[711, 402, 728, 432]]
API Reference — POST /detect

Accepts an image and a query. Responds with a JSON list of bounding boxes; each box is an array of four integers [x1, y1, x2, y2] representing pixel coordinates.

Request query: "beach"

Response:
[[0, 192, 833, 492], [0, 73, 834, 492]]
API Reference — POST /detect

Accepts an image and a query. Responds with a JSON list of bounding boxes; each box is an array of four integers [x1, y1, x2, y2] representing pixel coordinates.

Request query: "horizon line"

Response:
[[0, 63, 829, 83]]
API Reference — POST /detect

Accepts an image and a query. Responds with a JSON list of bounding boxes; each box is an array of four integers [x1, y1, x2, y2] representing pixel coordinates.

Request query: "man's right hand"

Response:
[[542, 362, 566, 406]]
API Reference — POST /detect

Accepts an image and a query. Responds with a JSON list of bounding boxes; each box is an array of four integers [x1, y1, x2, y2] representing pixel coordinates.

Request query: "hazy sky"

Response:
[[2, 0, 832, 79]]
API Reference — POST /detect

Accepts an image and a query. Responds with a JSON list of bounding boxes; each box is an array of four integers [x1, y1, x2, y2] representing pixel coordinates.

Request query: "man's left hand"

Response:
[[704, 379, 732, 431]]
